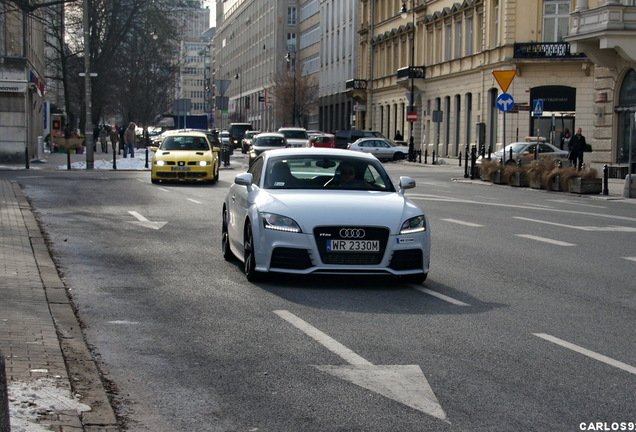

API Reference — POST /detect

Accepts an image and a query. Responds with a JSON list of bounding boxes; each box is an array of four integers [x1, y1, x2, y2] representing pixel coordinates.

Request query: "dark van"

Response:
[[229, 123, 253, 149], [334, 129, 385, 149]]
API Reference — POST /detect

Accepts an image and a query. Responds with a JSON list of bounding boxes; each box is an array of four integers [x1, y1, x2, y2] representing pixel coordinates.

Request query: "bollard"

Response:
[[424, 149, 428, 164], [432, 150, 436, 165], [112, 151, 117, 170], [458, 151, 462, 167], [603, 164, 609, 195], [488, 145, 492, 160], [145, 147, 149, 169], [25, 148, 29, 170], [417, 149, 422, 163], [470, 146, 476, 180], [1, 351, 10, 432], [67, 148, 71, 170], [464, 146, 469, 178]]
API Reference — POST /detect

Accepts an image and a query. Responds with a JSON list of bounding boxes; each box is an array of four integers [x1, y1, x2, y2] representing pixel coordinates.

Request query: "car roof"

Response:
[[255, 132, 285, 138], [161, 129, 209, 137], [261, 147, 378, 161], [278, 127, 307, 131]]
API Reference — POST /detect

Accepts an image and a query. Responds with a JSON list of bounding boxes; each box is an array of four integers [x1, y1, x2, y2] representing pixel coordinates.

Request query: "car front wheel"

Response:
[[222, 209, 236, 261], [243, 223, 263, 281]]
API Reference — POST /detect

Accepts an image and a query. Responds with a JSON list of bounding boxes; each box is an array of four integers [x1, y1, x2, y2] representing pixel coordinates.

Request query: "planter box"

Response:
[[493, 170, 506, 184], [508, 172, 529, 187], [550, 176, 563, 192], [568, 177, 601, 194], [529, 177, 544, 189]]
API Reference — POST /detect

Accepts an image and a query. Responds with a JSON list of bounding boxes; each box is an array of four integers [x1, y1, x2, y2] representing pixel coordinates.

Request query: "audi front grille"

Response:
[[313, 226, 389, 265]]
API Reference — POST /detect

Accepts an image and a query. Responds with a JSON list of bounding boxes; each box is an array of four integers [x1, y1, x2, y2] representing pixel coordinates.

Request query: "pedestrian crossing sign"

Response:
[[533, 99, 544, 116]]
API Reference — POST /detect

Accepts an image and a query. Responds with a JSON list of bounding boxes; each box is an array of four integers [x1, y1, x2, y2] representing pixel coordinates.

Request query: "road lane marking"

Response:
[[409, 195, 636, 223], [623, 257, 636, 262], [514, 216, 636, 232], [441, 218, 483, 227], [516, 234, 576, 247], [187, 198, 202, 204], [547, 199, 607, 209], [274, 310, 371, 366], [274, 310, 448, 420], [534, 333, 636, 375], [415, 288, 471, 306], [128, 211, 167, 230]]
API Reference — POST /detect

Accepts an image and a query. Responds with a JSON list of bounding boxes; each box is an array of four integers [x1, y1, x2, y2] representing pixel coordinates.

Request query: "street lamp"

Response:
[[286, 51, 297, 127], [401, 0, 417, 162], [235, 70, 242, 122]]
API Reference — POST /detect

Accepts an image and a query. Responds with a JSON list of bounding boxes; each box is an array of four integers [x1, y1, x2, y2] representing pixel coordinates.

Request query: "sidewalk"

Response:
[[0, 178, 119, 432]]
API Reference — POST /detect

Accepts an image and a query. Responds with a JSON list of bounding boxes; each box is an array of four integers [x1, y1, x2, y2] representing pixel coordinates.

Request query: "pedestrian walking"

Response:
[[109, 125, 119, 154], [123, 122, 137, 158], [568, 127, 587, 170], [560, 128, 571, 150], [119, 125, 126, 155], [99, 126, 109, 153]]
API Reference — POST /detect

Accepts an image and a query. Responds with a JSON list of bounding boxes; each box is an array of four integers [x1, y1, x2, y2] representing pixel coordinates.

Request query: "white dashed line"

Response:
[[516, 234, 576, 247], [441, 218, 484, 227], [415, 288, 471, 306]]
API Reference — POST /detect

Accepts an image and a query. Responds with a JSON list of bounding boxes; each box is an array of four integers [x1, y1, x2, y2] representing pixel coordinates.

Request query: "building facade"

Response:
[[0, 5, 46, 163], [357, 0, 600, 166], [214, 0, 298, 131], [566, 0, 636, 177]]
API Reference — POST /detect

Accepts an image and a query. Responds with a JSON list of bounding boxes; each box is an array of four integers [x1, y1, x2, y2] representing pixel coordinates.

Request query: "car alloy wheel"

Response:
[[222, 209, 236, 261], [243, 223, 262, 281]]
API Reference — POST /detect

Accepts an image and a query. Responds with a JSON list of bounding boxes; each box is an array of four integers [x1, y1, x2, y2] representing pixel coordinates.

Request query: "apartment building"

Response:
[[357, 0, 598, 164], [0, 5, 46, 163]]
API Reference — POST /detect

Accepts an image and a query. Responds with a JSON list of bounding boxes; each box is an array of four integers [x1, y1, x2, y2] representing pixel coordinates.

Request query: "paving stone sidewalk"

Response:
[[0, 179, 118, 432]]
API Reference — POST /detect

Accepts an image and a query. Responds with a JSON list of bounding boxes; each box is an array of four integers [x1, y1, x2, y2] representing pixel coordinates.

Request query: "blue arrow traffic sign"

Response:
[[496, 93, 515, 112], [532, 99, 544, 116]]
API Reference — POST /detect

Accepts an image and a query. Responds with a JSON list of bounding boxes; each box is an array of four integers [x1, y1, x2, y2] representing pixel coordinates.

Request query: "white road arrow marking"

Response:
[[274, 310, 448, 420], [128, 211, 167, 230]]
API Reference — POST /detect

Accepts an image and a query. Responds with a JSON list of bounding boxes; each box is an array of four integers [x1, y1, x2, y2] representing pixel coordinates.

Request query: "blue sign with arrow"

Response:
[[496, 93, 515, 112]]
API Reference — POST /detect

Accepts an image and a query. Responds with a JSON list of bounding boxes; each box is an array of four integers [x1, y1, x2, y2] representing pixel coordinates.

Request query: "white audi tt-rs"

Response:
[[222, 148, 430, 282]]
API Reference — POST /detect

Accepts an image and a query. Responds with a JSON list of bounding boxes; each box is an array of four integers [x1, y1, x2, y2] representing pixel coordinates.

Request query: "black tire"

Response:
[[222, 209, 236, 261], [243, 223, 263, 281], [393, 152, 406, 161], [151, 178, 159, 184], [210, 161, 220, 184]]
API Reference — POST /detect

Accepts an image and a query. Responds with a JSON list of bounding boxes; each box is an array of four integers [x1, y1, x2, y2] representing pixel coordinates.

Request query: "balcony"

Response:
[[565, 2, 636, 67], [396, 66, 425, 80], [513, 43, 586, 59]]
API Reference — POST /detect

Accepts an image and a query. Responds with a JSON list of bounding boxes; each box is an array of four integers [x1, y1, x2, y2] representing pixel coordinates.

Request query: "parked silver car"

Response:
[[348, 138, 409, 161]]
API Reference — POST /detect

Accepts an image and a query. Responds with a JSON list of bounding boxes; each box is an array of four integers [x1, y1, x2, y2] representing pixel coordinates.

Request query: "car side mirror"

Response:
[[235, 173, 253, 189], [398, 176, 415, 195]]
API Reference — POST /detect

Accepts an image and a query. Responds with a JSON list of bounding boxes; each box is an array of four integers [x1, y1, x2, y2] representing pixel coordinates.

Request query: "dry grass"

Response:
[[527, 158, 555, 184], [502, 164, 527, 184], [479, 159, 502, 181]]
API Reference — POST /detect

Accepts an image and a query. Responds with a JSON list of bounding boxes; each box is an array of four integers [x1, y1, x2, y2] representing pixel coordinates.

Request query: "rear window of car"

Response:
[[315, 137, 331, 143], [280, 130, 308, 139], [255, 137, 286, 147]]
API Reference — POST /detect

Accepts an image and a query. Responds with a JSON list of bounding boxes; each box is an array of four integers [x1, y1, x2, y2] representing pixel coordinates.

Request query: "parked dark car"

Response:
[[334, 129, 385, 149]]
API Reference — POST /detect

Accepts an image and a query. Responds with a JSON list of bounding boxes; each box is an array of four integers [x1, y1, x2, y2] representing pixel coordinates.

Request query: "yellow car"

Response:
[[150, 130, 221, 184]]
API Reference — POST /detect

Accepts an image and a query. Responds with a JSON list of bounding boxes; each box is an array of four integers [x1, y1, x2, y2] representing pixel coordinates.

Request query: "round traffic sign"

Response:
[[407, 112, 417, 122]]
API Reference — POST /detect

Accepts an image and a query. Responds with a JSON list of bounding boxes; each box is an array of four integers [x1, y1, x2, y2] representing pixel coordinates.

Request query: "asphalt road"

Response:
[[6, 161, 635, 432]]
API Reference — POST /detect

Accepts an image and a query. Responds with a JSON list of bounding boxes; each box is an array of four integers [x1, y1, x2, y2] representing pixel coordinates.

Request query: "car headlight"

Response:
[[400, 215, 426, 234], [198, 160, 210, 166], [155, 160, 166, 166], [262, 213, 301, 233]]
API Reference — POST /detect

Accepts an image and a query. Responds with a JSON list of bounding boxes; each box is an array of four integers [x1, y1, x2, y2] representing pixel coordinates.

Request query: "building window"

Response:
[[455, 19, 462, 59], [543, 0, 570, 42], [465, 16, 473, 56], [445, 22, 452, 62], [493, 0, 499, 47], [288, 7, 297, 25]]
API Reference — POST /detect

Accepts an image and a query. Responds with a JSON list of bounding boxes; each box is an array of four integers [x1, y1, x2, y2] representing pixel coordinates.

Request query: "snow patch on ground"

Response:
[[8, 378, 90, 432]]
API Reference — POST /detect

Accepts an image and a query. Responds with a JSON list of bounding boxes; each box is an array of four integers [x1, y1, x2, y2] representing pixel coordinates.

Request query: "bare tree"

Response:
[[272, 67, 318, 129]]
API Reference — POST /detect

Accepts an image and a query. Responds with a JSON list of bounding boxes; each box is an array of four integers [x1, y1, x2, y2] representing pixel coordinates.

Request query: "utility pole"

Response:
[[83, 0, 93, 169]]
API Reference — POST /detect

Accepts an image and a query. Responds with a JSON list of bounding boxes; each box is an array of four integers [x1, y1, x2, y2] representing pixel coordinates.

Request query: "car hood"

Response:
[[254, 190, 421, 233], [155, 150, 212, 161]]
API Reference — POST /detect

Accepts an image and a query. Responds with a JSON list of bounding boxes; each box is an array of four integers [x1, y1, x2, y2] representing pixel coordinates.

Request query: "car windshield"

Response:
[[281, 130, 308, 139], [501, 143, 529, 154], [161, 136, 210, 151], [261, 156, 395, 191], [255, 137, 286, 147]]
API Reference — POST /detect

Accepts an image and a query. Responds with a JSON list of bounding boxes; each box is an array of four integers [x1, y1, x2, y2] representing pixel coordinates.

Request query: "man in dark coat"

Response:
[[568, 127, 587, 170]]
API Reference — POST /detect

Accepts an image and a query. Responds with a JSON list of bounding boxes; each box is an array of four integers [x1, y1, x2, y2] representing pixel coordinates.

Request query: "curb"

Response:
[[13, 181, 120, 431]]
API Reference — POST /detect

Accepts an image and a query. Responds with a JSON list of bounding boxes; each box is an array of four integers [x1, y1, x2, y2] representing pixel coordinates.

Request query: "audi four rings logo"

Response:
[[339, 228, 366, 239]]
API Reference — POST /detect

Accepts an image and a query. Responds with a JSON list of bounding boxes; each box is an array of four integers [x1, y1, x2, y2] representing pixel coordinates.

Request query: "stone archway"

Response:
[[616, 69, 636, 164]]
